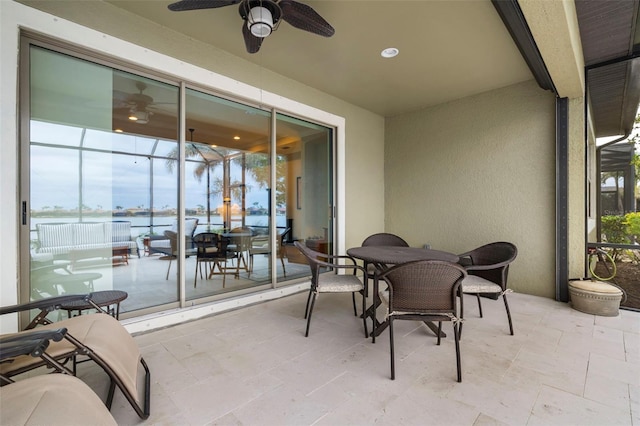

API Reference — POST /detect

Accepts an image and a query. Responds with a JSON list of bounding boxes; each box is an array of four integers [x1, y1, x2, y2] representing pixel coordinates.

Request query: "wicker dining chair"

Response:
[[374, 260, 466, 381], [193, 232, 236, 288], [360, 233, 409, 294], [294, 241, 368, 338], [458, 241, 518, 335]]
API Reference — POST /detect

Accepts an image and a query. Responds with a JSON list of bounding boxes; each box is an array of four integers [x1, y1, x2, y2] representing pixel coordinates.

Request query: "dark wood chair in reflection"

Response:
[[247, 227, 291, 278], [227, 227, 255, 273], [374, 260, 466, 381], [193, 232, 236, 288]]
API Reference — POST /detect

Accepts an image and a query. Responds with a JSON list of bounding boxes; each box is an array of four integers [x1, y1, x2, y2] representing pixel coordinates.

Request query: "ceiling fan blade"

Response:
[[242, 23, 263, 53], [167, 0, 240, 12], [279, 0, 334, 37]]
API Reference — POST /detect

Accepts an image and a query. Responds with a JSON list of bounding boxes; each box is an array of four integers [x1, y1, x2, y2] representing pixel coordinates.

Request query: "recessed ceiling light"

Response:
[[114, 129, 123, 133], [381, 47, 399, 58], [233, 136, 240, 140]]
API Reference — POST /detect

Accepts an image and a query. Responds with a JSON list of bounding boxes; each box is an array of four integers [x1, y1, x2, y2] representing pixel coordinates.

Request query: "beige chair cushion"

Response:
[[461, 275, 502, 293], [317, 274, 363, 292], [0, 314, 142, 407], [0, 374, 116, 426]]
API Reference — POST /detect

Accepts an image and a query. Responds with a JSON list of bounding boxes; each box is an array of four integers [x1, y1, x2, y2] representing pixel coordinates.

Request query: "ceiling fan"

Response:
[[113, 82, 166, 124], [167, 0, 335, 53]]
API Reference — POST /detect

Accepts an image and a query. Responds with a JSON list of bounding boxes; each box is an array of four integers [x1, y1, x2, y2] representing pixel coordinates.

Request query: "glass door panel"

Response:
[[275, 113, 334, 283], [184, 88, 271, 298], [27, 45, 180, 315]]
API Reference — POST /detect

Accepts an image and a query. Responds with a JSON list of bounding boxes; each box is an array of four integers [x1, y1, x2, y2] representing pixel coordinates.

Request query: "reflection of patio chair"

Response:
[[161, 218, 199, 280], [30, 264, 102, 298], [0, 294, 151, 419], [248, 228, 290, 277], [227, 226, 254, 272], [148, 217, 199, 256], [193, 232, 236, 288]]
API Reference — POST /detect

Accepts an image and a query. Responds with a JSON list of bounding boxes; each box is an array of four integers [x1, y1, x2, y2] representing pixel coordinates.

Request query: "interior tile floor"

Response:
[[77, 290, 639, 425]]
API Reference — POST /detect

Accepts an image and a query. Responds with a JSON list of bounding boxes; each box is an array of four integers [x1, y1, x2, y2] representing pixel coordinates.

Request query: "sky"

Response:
[[30, 123, 269, 212]]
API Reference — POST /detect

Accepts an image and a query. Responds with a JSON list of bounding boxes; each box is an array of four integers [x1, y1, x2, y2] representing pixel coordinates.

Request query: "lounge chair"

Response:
[[0, 294, 151, 419], [0, 330, 117, 425]]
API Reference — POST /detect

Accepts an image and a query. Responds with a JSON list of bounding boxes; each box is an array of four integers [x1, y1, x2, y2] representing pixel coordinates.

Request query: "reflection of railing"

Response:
[[586, 242, 639, 311]]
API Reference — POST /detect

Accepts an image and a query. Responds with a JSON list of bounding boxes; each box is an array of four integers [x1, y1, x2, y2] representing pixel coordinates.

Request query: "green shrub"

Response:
[[624, 212, 640, 243], [601, 215, 629, 243]]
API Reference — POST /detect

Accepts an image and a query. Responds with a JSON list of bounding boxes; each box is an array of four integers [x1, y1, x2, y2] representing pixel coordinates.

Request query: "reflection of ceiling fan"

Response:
[[167, 0, 335, 53], [113, 82, 162, 124]]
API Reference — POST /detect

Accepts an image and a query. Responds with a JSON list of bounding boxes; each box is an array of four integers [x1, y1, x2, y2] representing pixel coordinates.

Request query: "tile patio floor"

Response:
[[80, 290, 639, 425]]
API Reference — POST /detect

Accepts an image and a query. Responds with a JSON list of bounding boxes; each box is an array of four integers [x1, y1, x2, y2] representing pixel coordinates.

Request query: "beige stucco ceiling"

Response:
[[97, 0, 533, 117]]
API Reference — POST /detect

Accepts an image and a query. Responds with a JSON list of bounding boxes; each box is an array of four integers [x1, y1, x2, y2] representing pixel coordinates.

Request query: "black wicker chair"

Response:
[[294, 241, 368, 338], [361, 233, 409, 294], [458, 242, 518, 335], [373, 260, 466, 381], [193, 232, 236, 288]]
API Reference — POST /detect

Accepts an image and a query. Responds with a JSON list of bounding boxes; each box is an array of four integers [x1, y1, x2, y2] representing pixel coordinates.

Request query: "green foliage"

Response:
[[601, 215, 629, 244], [624, 212, 640, 242]]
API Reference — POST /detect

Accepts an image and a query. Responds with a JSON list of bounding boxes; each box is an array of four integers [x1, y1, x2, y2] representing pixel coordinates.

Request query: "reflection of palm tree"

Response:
[[165, 143, 287, 207]]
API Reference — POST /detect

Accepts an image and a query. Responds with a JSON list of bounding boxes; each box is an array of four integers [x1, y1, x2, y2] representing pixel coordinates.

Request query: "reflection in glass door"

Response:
[[22, 39, 336, 317], [25, 44, 180, 316], [184, 88, 274, 298], [275, 113, 334, 283]]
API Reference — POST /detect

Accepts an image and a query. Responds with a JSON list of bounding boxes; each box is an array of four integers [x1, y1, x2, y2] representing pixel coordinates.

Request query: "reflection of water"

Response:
[[30, 215, 286, 239]]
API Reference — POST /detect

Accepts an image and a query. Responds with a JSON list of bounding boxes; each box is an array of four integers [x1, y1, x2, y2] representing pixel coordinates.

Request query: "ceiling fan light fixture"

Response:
[[247, 6, 273, 37], [128, 109, 151, 124]]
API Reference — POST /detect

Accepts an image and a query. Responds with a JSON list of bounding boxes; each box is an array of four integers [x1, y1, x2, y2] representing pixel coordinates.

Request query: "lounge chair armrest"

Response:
[[0, 294, 90, 316], [0, 328, 67, 360]]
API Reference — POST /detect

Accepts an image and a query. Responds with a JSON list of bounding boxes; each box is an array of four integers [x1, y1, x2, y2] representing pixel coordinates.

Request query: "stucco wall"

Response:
[[385, 80, 556, 297]]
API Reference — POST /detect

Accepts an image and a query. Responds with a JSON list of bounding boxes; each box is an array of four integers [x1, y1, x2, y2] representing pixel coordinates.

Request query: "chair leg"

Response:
[[305, 292, 317, 337], [454, 321, 462, 382], [304, 288, 313, 319], [222, 261, 227, 288], [436, 321, 442, 345], [476, 293, 483, 317], [194, 260, 198, 288], [351, 292, 357, 316], [458, 289, 465, 339], [165, 258, 172, 280], [389, 318, 395, 380], [361, 289, 368, 338], [280, 254, 286, 277], [502, 293, 514, 335]]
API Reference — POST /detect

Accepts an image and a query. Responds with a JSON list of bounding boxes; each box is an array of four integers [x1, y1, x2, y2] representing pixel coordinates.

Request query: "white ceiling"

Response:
[[103, 0, 534, 117]]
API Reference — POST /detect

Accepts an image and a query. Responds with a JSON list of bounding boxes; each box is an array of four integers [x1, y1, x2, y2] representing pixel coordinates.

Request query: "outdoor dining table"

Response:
[[346, 245, 460, 338]]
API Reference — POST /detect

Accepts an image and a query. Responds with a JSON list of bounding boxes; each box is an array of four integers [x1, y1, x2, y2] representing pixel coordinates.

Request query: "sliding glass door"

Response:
[[21, 36, 335, 318]]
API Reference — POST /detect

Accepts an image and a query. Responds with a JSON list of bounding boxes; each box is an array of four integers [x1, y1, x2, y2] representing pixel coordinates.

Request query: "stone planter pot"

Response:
[[568, 279, 623, 316]]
